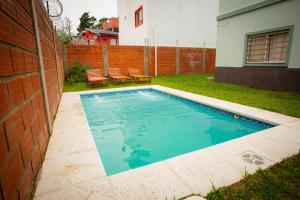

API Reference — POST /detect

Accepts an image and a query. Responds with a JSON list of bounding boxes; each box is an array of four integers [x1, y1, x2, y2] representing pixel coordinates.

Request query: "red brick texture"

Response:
[[67, 45, 105, 74], [157, 47, 176, 76], [108, 46, 144, 75], [0, 0, 64, 199], [35, 0, 63, 122], [66, 45, 215, 76], [179, 48, 203, 74], [205, 48, 216, 73]]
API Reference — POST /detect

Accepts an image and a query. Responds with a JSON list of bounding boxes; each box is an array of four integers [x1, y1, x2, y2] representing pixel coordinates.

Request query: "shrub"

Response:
[[66, 62, 92, 83]]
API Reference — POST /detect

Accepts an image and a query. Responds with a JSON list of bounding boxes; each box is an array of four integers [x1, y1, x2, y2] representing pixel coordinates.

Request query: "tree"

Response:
[[77, 12, 97, 34], [64, 17, 72, 36], [95, 17, 108, 29], [58, 30, 72, 44], [56, 17, 73, 44]]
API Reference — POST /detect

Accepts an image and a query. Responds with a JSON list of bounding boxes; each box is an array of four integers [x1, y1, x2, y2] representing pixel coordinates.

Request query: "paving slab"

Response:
[[34, 177, 115, 200], [236, 128, 300, 163], [263, 125, 300, 145], [207, 138, 275, 175], [282, 119, 300, 130], [110, 162, 193, 200], [165, 149, 243, 196], [45, 134, 97, 160], [51, 122, 91, 138], [35, 151, 106, 196]]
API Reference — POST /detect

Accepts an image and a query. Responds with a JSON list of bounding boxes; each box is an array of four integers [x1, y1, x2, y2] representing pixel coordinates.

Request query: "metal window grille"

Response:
[[246, 30, 289, 63]]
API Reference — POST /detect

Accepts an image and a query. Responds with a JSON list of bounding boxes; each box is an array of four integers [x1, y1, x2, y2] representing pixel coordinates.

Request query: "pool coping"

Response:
[[33, 85, 300, 200]]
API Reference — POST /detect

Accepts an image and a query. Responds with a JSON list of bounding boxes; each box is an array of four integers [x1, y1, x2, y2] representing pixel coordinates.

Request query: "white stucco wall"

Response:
[[216, 0, 300, 68], [219, 0, 263, 15], [117, 0, 148, 45], [117, 0, 218, 48]]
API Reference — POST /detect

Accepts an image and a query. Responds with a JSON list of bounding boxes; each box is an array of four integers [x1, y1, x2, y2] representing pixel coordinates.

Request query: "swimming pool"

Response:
[[80, 89, 274, 176]]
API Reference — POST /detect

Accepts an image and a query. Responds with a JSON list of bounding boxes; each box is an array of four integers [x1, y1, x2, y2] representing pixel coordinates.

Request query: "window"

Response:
[[245, 27, 292, 66], [135, 6, 143, 28]]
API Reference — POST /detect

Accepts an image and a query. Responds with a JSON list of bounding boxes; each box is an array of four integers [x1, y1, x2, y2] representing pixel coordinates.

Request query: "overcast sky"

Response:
[[59, 0, 118, 34]]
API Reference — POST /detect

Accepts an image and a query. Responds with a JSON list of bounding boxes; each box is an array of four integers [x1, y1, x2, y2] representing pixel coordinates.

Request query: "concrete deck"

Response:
[[33, 85, 300, 200]]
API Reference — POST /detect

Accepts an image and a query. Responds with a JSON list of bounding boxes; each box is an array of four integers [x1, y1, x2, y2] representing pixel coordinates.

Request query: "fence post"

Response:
[[31, 0, 52, 133], [144, 46, 149, 75], [103, 46, 109, 76], [51, 26, 62, 96], [176, 47, 180, 75], [154, 28, 158, 76], [62, 45, 69, 77], [202, 42, 206, 73]]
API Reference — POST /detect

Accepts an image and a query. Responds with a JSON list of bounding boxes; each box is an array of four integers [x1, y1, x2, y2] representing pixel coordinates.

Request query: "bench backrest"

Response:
[[108, 68, 122, 76], [86, 69, 102, 77], [128, 68, 141, 76]]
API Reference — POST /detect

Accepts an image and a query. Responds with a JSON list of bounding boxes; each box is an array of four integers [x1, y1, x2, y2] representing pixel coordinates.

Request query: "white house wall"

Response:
[[216, 0, 300, 68], [117, 0, 218, 48], [117, 0, 148, 45]]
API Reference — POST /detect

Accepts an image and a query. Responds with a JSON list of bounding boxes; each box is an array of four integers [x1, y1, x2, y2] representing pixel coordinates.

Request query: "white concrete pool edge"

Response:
[[33, 85, 300, 200]]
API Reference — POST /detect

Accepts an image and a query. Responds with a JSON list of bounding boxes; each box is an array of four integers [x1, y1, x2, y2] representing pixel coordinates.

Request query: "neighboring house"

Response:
[[80, 28, 118, 45], [215, 0, 300, 92], [117, 0, 218, 47], [102, 17, 119, 32], [70, 36, 88, 45]]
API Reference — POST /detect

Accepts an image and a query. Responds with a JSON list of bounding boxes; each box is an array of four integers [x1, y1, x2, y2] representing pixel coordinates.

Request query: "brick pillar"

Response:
[[144, 46, 149, 75], [103, 46, 109, 76], [202, 48, 206, 73], [176, 47, 180, 75], [31, 0, 52, 133], [62, 45, 69, 76], [52, 27, 62, 96]]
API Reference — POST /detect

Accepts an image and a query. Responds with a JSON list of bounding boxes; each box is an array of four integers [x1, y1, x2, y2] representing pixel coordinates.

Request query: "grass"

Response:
[[206, 152, 300, 200], [64, 74, 300, 118]]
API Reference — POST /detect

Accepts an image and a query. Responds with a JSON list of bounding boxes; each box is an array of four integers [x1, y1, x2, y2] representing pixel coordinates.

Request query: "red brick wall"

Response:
[[36, 0, 63, 121], [205, 48, 216, 73], [179, 48, 203, 74], [66, 45, 216, 76], [108, 46, 144, 75], [156, 47, 176, 76], [66, 45, 105, 74], [0, 0, 64, 199]]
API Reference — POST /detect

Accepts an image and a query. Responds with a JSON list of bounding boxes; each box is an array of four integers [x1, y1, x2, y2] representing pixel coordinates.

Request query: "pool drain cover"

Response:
[[240, 151, 265, 165]]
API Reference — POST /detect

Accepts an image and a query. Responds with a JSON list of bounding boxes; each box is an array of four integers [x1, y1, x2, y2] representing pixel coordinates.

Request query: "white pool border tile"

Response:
[[34, 85, 300, 200]]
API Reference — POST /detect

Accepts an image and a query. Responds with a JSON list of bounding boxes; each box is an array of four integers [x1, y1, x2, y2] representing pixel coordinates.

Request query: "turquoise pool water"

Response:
[[80, 89, 274, 176]]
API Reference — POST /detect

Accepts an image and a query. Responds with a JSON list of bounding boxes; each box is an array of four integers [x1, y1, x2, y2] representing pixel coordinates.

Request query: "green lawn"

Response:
[[64, 74, 300, 118], [206, 152, 300, 200]]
